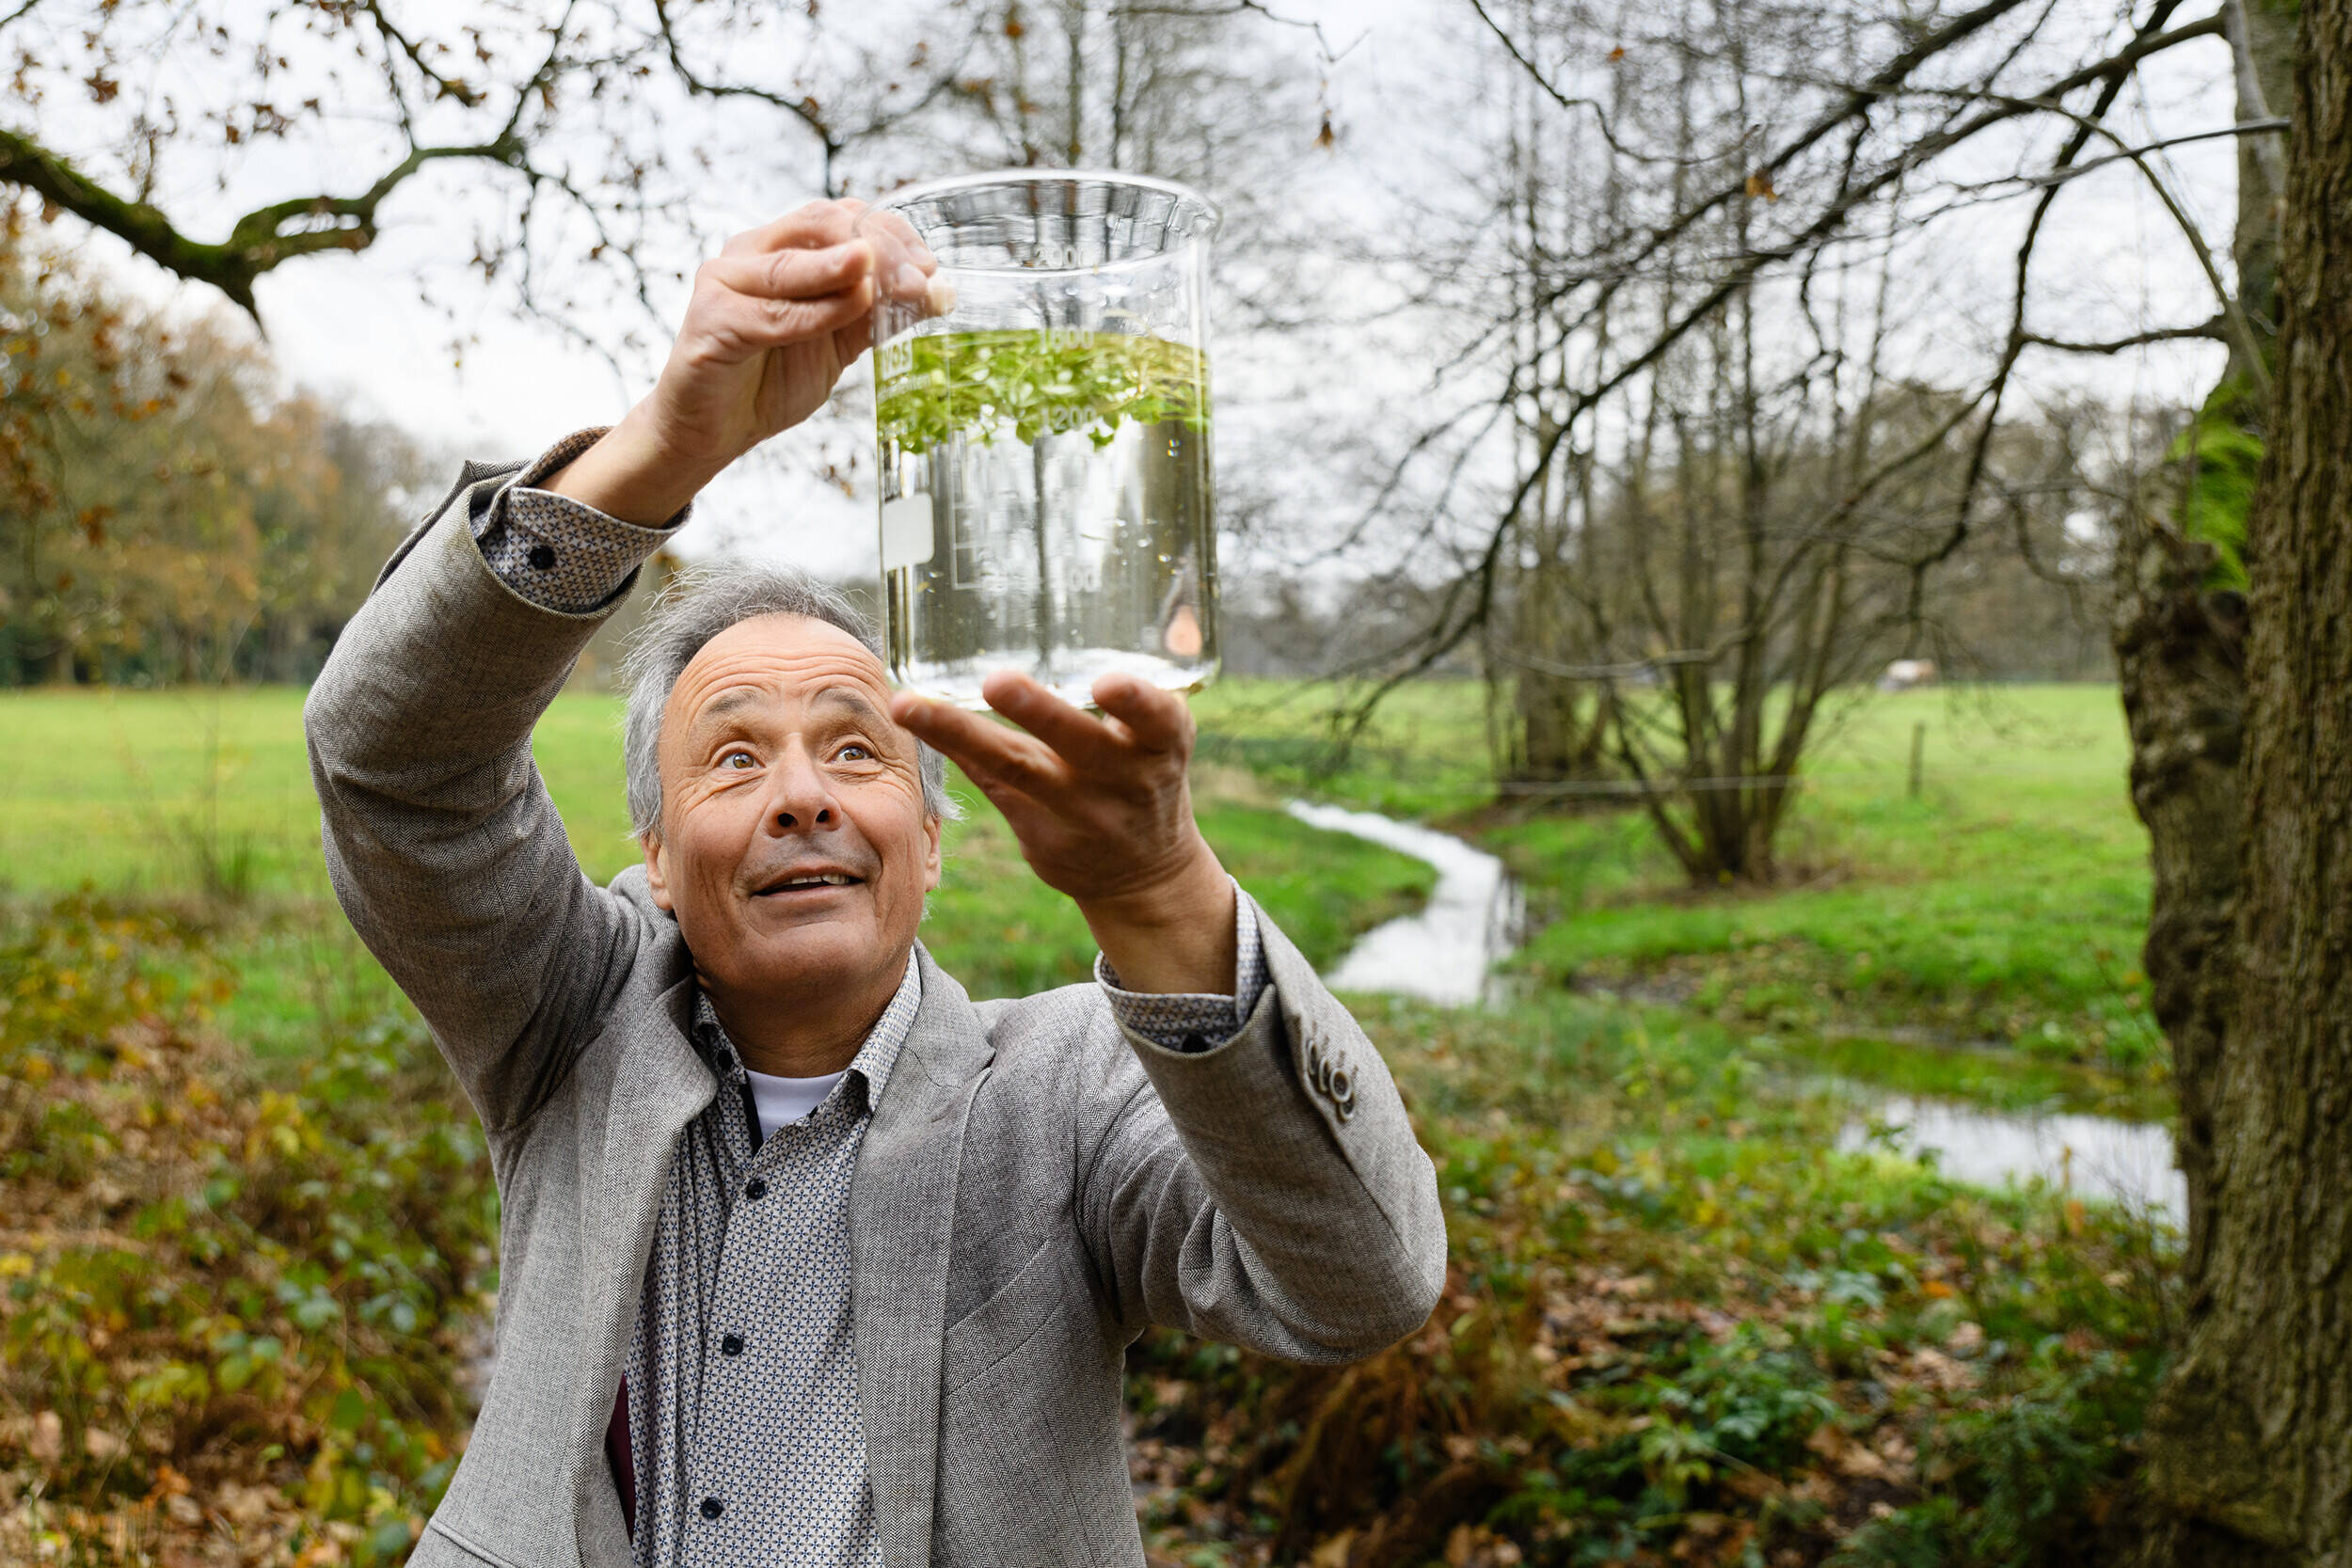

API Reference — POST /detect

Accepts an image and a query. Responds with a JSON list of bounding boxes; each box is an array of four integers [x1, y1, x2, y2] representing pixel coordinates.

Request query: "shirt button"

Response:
[[744, 1179, 768, 1200], [527, 544, 556, 570], [721, 1333, 744, 1355], [700, 1497, 724, 1520]]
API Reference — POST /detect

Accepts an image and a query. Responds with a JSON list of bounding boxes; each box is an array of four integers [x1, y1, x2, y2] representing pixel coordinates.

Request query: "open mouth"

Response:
[[753, 870, 865, 896]]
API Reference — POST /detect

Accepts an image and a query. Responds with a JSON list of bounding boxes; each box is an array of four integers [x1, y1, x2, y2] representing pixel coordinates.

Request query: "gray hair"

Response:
[[619, 563, 958, 841]]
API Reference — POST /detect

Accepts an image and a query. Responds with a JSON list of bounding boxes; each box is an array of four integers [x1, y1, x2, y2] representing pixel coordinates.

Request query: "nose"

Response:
[[759, 739, 839, 834]]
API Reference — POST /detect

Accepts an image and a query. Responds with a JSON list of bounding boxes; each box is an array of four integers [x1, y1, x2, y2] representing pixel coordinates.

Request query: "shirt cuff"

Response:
[[473, 427, 689, 614], [1095, 882, 1269, 1053]]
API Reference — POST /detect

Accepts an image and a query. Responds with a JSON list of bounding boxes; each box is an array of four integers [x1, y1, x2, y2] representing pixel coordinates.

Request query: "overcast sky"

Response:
[[60, 0, 2248, 579]]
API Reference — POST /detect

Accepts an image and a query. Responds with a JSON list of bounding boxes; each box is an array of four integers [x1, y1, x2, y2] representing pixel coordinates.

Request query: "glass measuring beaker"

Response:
[[864, 170, 1221, 710]]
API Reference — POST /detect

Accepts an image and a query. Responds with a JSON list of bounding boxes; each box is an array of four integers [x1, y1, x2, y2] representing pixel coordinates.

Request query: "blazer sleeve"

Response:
[[1075, 905, 1447, 1361], [304, 461, 652, 1137]]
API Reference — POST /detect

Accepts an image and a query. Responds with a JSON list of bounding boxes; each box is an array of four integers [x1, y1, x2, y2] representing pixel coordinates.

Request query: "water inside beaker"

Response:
[[866, 172, 1220, 709], [876, 328, 1216, 708]]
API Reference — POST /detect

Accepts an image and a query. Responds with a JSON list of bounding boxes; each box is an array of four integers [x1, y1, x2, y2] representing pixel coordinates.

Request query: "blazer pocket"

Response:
[[942, 1230, 1078, 1397]]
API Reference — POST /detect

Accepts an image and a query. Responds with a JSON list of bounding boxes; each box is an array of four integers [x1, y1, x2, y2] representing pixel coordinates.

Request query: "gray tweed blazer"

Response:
[[304, 462, 1447, 1568]]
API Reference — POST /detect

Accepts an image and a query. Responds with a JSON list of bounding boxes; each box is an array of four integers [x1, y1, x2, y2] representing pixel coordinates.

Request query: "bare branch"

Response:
[[1906, 0, 2197, 582], [2022, 117, 2291, 186], [0, 126, 524, 317], [2022, 317, 2233, 354], [1116, 0, 1362, 65], [1466, 0, 1684, 165]]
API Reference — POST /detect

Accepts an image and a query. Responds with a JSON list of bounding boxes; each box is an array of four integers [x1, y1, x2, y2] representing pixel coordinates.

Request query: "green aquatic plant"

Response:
[[876, 328, 1208, 454]]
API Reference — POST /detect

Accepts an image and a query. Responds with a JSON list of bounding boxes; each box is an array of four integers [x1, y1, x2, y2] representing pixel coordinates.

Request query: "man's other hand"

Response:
[[892, 673, 1239, 998], [548, 199, 936, 527]]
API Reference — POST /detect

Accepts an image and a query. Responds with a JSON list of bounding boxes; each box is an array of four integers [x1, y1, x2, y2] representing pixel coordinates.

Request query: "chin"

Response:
[[740, 923, 900, 991]]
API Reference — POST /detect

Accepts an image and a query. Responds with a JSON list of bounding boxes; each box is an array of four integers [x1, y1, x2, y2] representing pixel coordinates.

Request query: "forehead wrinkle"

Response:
[[675, 682, 773, 747], [672, 669, 899, 760], [668, 619, 889, 738]]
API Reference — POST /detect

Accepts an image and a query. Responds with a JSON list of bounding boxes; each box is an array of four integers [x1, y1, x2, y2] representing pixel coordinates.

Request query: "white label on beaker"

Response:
[[881, 494, 935, 573]]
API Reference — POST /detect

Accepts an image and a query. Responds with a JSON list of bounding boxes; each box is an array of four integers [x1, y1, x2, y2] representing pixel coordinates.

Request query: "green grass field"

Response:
[[0, 688, 1438, 1053], [1194, 678, 2156, 1075], [0, 681, 2153, 1071], [1486, 687, 2159, 1073]]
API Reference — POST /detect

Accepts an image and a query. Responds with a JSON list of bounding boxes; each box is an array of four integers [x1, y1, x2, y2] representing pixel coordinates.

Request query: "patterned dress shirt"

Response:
[[471, 436, 1269, 1565]]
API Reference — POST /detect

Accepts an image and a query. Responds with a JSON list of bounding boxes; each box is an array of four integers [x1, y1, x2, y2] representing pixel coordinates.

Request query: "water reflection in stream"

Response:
[[1837, 1096, 2183, 1214], [1292, 800, 2182, 1215], [1285, 801, 1522, 1006]]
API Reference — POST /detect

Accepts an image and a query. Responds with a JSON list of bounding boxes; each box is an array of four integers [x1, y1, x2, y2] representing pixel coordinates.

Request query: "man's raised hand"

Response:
[[548, 199, 935, 527], [892, 673, 1241, 998]]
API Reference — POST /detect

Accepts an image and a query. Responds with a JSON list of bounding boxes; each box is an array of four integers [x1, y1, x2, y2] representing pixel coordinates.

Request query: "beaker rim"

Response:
[[868, 167, 1222, 273]]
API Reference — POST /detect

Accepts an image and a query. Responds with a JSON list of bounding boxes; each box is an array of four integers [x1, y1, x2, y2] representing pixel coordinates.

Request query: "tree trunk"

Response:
[[2113, 531, 2245, 1289], [2139, 0, 2352, 1557], [1510, 661, 1607, 784], [2224, 0, 2295, 385], [2114, 0, 2288, 1112]]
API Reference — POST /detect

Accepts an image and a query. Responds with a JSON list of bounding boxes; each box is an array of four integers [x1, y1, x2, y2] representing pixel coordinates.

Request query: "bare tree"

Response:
[[1327, 0, 2254, 882], [0, 0, 982, 318]]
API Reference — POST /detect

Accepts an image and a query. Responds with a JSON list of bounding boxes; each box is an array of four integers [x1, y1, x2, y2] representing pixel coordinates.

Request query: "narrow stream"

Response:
[[1291, 800, 2183, 1215], [1285, 801, 1523, 1006]]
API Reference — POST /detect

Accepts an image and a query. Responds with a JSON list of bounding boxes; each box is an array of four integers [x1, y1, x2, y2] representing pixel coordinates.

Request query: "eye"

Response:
[[720, 748, 758, 769], [834, 741, 874, 762]]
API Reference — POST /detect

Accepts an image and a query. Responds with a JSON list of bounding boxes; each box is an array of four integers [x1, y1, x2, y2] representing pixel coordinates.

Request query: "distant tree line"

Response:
[[0, 223, 429, 687], [1220, 389, 2127, 691]]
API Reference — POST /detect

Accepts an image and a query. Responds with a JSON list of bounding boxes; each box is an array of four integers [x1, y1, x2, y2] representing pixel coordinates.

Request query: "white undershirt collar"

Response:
[[742, 1067, 847, 1139]]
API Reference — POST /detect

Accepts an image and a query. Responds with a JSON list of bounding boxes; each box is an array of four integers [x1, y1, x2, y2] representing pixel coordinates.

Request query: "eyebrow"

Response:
[[686, 688, 768, 733], [685, 683, 890, 737], [810, 687, 886, 723]]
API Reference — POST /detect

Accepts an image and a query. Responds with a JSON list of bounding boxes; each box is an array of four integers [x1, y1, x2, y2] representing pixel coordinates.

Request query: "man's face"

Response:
[[643, 613, 941, 1012]]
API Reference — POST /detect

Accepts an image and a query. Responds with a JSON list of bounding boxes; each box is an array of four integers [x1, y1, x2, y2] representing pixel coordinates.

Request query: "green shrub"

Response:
[[0, 896, 496, 1563]]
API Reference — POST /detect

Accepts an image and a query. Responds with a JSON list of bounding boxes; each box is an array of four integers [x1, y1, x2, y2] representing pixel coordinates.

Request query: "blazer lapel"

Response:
[[853, 947, 994, 1568], [572, 972, 716, 1554]]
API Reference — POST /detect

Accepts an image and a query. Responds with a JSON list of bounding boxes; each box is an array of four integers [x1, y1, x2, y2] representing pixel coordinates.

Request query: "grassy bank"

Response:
[[1199, 680, 2158, 1084], [1133, 991, 2165, 1567], [0, 687, 1438, 1562]]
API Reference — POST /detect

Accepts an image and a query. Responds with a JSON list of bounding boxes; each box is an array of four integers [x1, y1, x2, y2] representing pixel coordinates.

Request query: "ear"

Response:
[[921, 814, 944, 893], [643, 832, 675, 912]]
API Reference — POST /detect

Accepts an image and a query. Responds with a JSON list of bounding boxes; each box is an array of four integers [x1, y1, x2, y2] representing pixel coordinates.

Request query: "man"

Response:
[[306, 198, 1444, 1568]]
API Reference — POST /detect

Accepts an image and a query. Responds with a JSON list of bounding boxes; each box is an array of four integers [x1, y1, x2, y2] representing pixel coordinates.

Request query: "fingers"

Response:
[[861, 207, 934, 269], [722, 199, 867, 259], [707, 203, 946, 374], [690, 245, 875, 354], [867, 239, 936, 310], [1089, 673, 1194, 754], [714, 200, 940, 310], [891, 673, 1192, 807], [852, 206, 942, 319], [890, 691, 1068, 797], [700, 244, 873, 303], [979, 672, 1123, 772], [697, 280, 875, 353]]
